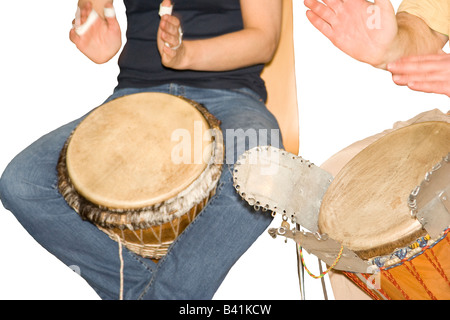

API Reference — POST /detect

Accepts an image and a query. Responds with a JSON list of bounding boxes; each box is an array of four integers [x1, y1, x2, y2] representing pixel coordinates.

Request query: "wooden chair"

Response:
[[261, 0, 299, 155]]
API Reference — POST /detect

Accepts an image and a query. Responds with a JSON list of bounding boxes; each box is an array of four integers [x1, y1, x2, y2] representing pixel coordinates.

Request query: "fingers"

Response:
[[388, 54, 448, 74], [69, 26, 78, 44], [76, 10, 99, 36], [160, 15, 182, 50], [161, 0, 172, 7], [158, 0, 183, 66], [323, 0, 342, 12], [305, 10, 334, 40], [70, 2, 99, 37], [388, 54, 450, 84], [387, 54, 450, 96], [104, 2, 116, 19], [104, 2, 120, 33], [392, 72, 444, 86], [77, 2, 95, 26], [159, 0, 173, 17], [304, 0, 335, 40], [407, 81, 448, 94], [374, 0, 396, 14], [304, 0, 338, 25], [70, 3, 118, 41]]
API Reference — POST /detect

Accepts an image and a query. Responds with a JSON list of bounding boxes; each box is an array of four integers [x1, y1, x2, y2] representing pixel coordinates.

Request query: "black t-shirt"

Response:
[[116, 0, 267, 101]]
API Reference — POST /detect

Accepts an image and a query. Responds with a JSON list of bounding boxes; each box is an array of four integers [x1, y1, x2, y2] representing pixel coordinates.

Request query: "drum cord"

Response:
[[298, 245, 343, 279], [296, 224, 306, 300], [296, 224, 336, 300], [317, 258, 328, 300], [296, 246, 306, 300], [115, 235, 125, 300]]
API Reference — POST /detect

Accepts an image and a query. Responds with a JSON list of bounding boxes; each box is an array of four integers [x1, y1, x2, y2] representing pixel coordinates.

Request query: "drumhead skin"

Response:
[[319, 121, 450, 259], [66, 92, 213, 209]]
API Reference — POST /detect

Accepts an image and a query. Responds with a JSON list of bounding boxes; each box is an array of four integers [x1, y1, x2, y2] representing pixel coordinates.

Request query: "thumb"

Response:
[[159, 0, 173, 17]]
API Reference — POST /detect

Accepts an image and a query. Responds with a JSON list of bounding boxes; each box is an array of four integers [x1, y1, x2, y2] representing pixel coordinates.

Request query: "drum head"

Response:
[[66, 92, 213, 209], [319, 121, 450, 259]]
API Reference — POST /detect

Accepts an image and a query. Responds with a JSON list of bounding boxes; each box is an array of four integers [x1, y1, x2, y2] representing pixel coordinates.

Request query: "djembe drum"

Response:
[[319, 121, 450, 300], [232, 110, 449, 300], [57, 92, 224, 259]]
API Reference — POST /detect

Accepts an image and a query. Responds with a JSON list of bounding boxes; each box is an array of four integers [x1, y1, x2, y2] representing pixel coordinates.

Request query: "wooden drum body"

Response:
[[319, 121, 450, 299], [58, 92, 224, 259]]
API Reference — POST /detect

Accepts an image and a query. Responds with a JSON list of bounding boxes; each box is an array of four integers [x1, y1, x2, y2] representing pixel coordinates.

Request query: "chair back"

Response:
[[261, 0, 299, 155]]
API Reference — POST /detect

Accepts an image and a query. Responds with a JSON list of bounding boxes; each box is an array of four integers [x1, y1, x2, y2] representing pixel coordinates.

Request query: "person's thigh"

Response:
[[0, 85, 283, 300], [139, 87, 283, 299], [0, 116, 157, 300], [185, 87, 283, 164]]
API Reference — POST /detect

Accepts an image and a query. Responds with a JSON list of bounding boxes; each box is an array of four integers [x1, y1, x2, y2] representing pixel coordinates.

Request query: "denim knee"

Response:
[[0, 153, 38, 215], [0, 161, 18, 211]]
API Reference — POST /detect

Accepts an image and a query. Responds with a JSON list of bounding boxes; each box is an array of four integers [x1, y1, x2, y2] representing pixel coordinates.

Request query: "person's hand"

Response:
[[388, 53, 450, 97], [304, 0, 398, 68], [69, 2, 122, 64], [157, 0, 185, 69]]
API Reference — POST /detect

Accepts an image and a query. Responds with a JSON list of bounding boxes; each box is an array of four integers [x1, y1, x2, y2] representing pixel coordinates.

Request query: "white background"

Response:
[[0, 1, 448, 300]]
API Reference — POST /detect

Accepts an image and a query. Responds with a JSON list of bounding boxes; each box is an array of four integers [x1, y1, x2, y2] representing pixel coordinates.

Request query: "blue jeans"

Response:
[[0, 84, 283, 300]]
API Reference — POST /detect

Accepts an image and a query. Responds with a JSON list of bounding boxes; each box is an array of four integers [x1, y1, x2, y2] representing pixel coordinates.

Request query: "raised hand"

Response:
[[157, 0, 185, 69], [304, 0, 398, 68], [388, 53, 450, 97], [70, 2, 122, 64]]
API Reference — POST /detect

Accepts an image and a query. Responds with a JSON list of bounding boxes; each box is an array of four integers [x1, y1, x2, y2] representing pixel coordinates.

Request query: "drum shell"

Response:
[[98, 186, 215, 259], [345, 230, 450, 300]]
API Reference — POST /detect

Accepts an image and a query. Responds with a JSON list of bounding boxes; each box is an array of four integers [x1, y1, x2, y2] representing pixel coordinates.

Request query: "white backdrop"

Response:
[[0, 1, 448, 300]]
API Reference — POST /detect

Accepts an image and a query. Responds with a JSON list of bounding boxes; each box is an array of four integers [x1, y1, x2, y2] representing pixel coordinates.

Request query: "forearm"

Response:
[[179, 29, 279, 71], [382, 12, 447, 67], [159, 0, 281, 72]]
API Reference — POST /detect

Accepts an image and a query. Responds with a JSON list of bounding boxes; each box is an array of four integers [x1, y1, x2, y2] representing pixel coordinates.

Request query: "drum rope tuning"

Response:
[[298, 244, 344, 279], [372, 228, 450, 300]]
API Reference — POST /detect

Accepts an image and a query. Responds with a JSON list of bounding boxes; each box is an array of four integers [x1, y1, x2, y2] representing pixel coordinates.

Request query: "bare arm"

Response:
[[305, 0, 450, 96], [158, 0, 282, 71], [304, 0, 447, 69], [389, 12, 448, 61]]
